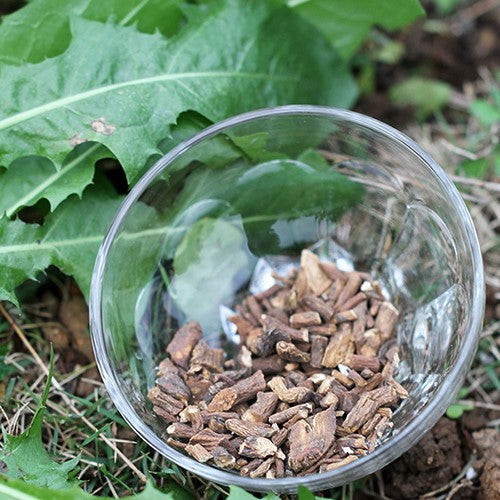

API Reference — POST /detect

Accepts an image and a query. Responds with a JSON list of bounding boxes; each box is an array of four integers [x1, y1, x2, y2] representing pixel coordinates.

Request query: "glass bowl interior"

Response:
[[90, 106, 484, 493]]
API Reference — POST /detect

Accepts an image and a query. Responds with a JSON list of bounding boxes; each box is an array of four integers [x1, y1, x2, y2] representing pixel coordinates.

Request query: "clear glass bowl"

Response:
[[89, 106, 484, 493]]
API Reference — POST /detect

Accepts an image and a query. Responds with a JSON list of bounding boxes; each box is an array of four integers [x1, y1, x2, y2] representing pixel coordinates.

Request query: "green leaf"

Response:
[[298, 485, 316, 500], [446, 402, 474, 420], [390, 77, 452, 119], [0, 143, 111, 218], [0, 0, 356, 185], [458, 158, 489, 179], [159, 112, 242, 168], [170, 217, 256, 335], [432, 0, 462, 15], [0, 349, 80, 489], [0, 477, 183, 499], [0, 179, 123, 304], [470, 98, 500, 127], [227, 486, 280, 500], [160, 157, 363, 256], [289, 0, 424, 58], [0, 0, 184, 66]]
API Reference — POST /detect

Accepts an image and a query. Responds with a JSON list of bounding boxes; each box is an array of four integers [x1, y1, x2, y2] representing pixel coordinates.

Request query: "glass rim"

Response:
[[89, 105, 484, 492]]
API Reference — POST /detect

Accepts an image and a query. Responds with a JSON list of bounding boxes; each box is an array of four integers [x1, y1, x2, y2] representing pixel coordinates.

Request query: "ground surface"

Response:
[[0, 0, 498, 498]]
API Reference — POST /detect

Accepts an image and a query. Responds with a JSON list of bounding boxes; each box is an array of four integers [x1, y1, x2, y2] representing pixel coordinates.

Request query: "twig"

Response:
[[457, 399, 500, 411], [0, 302, 147, 483], [450, 174, 500, 193], [421, 456, 476, 498], [449, 0, 500, 35]]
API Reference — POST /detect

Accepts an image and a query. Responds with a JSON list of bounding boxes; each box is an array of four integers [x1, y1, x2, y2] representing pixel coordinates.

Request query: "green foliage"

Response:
[[289, 0, 424, 58], [390, 77, 452, 119], [226, 486, 280, 500], [0, 350, 80, 488], [431, 0, 461, 15], [0, 477, 187, 499], [0, 0, 423, 307], [0, 143, 111, 218], [0, 0, 184, 65], [0, 180, 122, 304], [458, 158, 490, 179], [0, 0, 355, 185], [171, 218, 255, 334], [470, 98, 500, 127], [446, 402, 474, 419], [226, 485, 337, 500]]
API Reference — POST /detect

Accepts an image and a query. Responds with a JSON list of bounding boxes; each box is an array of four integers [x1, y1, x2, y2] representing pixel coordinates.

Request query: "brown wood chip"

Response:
[[302, 294, 334, 320], [185, 443, 212, 462], [239, 436, 277, 458], [321, 323, 354, 368], [263, 315, 309, 343], [225, 418, 276, 438], [148, 387, 184, 415], [207, 370, 266, 412], [268, 403, 313, 425], [290, 311, 322, 328], [310, 335, 328, 369], [301, 250, 332, 296], [242, 392, 279, 423], [337, 291, 367, 313], [190, 340, 225, 373], [251, 355, 286, 375], [345, 354, 381, 373], [167, 422, 197, 439], [276, 341, 311, 363], [211, 446, 236, 469], [268, 376, 312, 404], [320, 455, 358, 472], [288, 406, 337, 472], [343, 386, 397, 433], [334, 273, 362, 309], [334, 309, 358, 323], [249, 457, 275, 478], [188, 428, 229, 452], [157, 373, 191, 405], [166, 321, 202, 369], [375, 301, 399, 341]]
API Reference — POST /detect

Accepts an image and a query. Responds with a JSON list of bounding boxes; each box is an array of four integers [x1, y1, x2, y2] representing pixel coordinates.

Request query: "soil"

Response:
[[354, 2, 500, 128], [385, 418, 465, 498]]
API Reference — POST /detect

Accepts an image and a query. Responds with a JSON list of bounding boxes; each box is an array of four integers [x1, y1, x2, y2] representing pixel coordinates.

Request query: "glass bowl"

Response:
[[89, 106, 484, 493]]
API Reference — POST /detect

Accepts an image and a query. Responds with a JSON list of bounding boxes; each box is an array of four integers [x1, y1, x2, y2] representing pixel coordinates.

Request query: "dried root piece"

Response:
[[268, 403, 313, 425], [190, 340, 224, 372], [225, 419, 276, 438], [343, 386, 397, 433], [290, 311, 322, 328], [374, 301, 399, 341], [157, 374, 191, 405], [188, 428, 229, 452], [153, 248, 405, 478], [239, 437, 277, 458], [211, 446, 236, 469], [166, 321, 202, 369], [242, 392, 279, 423], [276, 341, 311, 363], [268, 376, 312, 404], [288, 406, 337, 472], [185, 443, 212, 463], [321, 323, 355, 368], [207, 370, 266, 412]]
